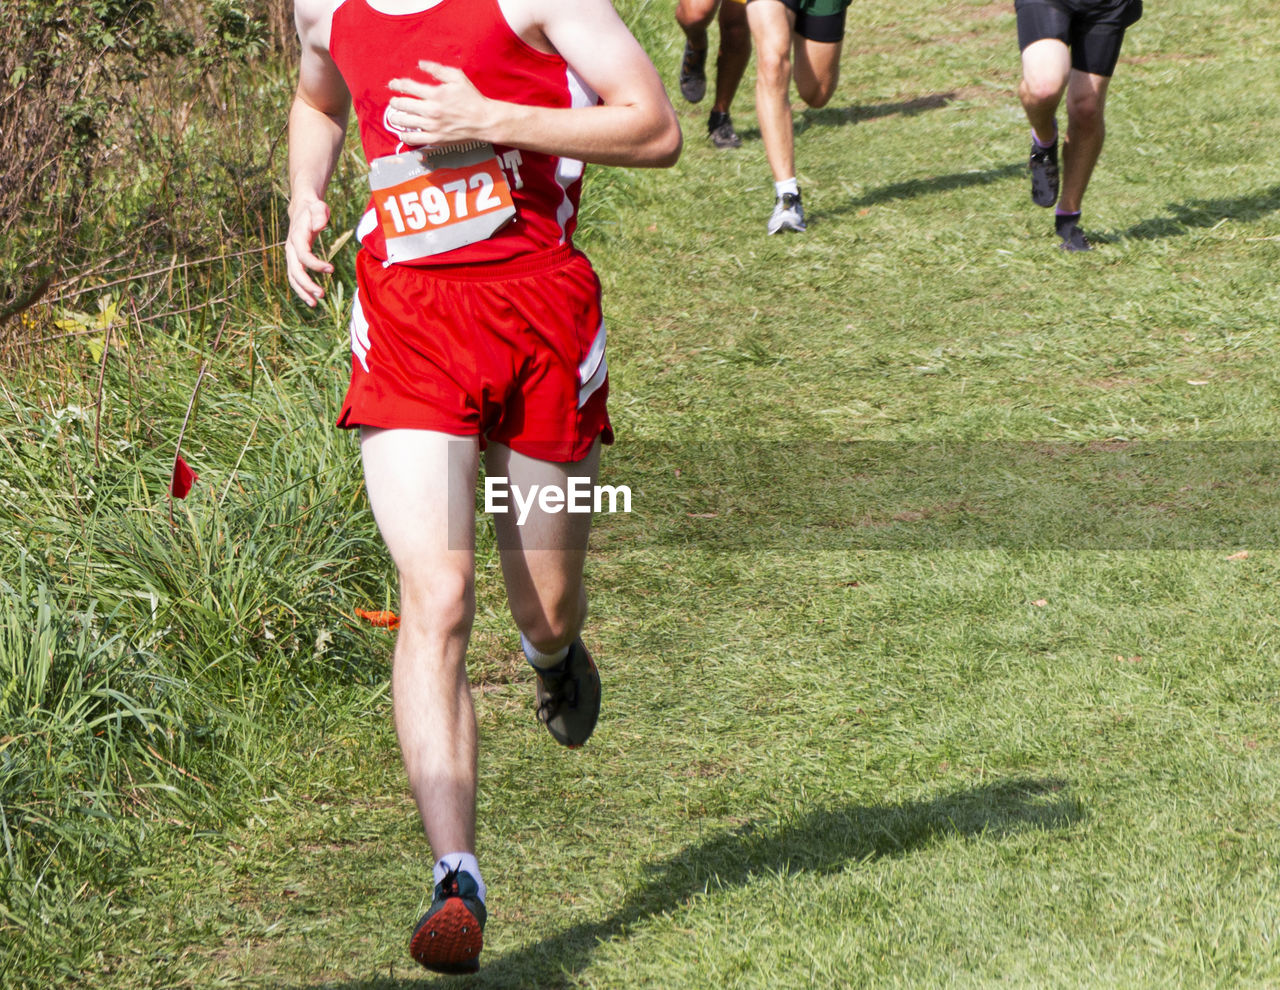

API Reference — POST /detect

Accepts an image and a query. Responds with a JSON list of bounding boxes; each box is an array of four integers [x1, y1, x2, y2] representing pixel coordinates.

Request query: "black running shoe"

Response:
[[409, 864, 487, 975], [1059, 225, 1092, 252], [530, 639, 601, 748], [1029, 140, 1059, 207], [679, 42, 707, 103], [708, 110, 742, 149]]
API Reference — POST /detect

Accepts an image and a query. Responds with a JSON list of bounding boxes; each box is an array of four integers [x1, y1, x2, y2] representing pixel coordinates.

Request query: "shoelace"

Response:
[[438, 862, 463, 898], [535, 666, 578, 724]]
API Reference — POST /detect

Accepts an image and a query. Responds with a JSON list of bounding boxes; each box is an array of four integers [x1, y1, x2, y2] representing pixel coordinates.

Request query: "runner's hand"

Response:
[[387, 61, 494, 147], [286, 197, 334, 307]]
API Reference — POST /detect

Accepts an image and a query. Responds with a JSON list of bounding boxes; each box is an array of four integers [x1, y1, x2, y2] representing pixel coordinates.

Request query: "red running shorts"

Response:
[[337, 244, 612, 464]]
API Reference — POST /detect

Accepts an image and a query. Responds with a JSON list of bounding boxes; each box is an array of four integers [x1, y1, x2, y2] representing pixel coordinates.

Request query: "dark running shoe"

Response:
[[410, 864, 487, 975], [679, 42, 707, 103], [708, 110, 742, 149], [531, 639, 601, 748], [1059, 225, 1092, 252], [1029, 140, 1059, 207]]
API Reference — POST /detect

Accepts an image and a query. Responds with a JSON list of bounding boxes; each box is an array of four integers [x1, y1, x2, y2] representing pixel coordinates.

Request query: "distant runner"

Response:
[[745, 0, 851, 233], [1016, 0, 1143, 250], [676, 0, 752, 148], [285, 0, 680, 974]]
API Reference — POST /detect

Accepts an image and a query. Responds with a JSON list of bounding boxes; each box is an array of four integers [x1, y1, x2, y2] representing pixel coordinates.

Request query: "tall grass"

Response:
[[0, 302, 395, 983], [0, 559, 196, 970]]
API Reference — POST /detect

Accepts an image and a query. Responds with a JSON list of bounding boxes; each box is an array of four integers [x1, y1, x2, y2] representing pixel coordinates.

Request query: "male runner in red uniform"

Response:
[[285, 0, 680, 973], [1016, 0, 1142, 250]]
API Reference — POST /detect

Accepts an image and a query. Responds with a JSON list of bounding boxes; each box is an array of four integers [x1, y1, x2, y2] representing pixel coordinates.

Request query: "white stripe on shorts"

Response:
[[350, 291, 371, 373], [578, 320, 607, 409]]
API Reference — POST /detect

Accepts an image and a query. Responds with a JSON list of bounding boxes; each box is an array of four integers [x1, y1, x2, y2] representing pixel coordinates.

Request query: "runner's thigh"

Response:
[[361, 427, 480, 571]]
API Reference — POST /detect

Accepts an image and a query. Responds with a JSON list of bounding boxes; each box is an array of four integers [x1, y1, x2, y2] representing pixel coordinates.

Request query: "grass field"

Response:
[[4, 0, 1280, 987]]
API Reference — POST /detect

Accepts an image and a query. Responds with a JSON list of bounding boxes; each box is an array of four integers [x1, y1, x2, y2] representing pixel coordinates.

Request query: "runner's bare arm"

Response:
[[286, 0, 351, 307], [386, 0, 681, 168]]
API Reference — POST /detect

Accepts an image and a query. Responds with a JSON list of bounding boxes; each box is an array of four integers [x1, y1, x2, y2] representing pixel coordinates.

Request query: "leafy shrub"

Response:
[[0, 0, 282, 342]]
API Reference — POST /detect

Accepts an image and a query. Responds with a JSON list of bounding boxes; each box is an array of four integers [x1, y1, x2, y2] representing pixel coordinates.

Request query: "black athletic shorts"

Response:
[[1015, 0, 1143, 77], [751, 0, 851, 43]]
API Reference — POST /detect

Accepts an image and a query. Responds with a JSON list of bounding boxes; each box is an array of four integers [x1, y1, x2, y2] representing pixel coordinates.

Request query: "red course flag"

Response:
[[356, 608, 401, 630], [170, 455, 198, 498]]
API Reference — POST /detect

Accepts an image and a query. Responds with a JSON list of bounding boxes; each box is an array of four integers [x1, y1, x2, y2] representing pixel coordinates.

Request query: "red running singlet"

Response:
[[328, 0, 598, 267]]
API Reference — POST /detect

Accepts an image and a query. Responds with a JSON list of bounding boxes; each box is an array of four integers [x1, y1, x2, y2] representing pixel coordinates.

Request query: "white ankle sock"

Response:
[[521, 633, 569, 669], [435, 852, 486, 903], [775, 177, 799, 197]]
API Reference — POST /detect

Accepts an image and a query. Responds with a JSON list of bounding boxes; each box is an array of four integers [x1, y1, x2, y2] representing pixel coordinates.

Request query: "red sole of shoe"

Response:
[[409, 898, 483, 974]]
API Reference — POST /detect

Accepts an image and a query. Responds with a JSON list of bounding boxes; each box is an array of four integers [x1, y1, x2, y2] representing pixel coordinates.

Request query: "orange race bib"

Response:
[[368, 142, 516, 263]]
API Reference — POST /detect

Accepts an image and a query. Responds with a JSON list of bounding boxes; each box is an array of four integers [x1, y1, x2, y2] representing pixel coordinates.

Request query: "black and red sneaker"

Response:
[[1029, 139, 1060, 207], [409, 865, 487, 975], [530, 638, 601, 748]]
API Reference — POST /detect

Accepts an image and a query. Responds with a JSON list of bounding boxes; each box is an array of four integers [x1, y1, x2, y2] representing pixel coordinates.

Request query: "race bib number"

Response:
[[368, 142, 516, 262]]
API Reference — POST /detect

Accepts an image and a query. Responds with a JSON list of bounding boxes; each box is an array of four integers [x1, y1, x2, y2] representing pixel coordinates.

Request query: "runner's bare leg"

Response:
[[361, 427, 480, 859], [1059, 68, 1111, 213], [487, 439, 600, 652], [792, 33, 842, 109], [713, 0, 752, 116], [1018, 38, 1070, 143], [748, 0, 799, 181], [677, 0, 719, 63]]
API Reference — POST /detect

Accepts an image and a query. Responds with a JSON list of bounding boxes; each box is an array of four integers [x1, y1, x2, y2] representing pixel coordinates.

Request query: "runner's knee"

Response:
[[1066, 89, 1104, 130], [755, 47, 792, 91], [400, 569, 476, 640], [720, 16, 750, 55], [1020, 73, 1065, 109], [677, 0, 719, 31], [797, 74, 836, 108]]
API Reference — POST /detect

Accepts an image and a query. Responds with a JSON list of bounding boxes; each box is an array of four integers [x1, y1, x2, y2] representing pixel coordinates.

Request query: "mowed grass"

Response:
[[106, 551, 1280, 988], [5, 0, 1280, 987]]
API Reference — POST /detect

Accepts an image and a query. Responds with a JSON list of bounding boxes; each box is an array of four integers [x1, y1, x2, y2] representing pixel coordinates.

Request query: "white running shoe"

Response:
[[768, 191, 806, 234]]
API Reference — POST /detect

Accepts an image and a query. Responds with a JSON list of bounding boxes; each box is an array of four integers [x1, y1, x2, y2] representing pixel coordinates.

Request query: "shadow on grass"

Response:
[[798, 92, 959, 134], [732, 91, 958, 143], [818, 162, 1024, 219], [1103, 183, 1280, 242], [319, 776, 1080, 988]]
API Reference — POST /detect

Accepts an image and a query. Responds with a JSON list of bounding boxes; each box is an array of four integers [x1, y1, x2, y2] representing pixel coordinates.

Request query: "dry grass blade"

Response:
[[169, 312, 229, 525]]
